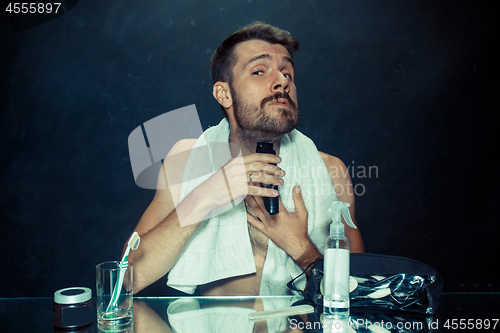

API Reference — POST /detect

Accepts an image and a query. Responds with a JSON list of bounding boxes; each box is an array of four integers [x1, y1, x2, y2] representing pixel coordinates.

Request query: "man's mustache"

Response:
[[260, 91, 297, 110]]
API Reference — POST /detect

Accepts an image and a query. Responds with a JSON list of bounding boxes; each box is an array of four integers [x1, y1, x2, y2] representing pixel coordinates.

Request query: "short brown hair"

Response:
[[210, 22, 299, 116]]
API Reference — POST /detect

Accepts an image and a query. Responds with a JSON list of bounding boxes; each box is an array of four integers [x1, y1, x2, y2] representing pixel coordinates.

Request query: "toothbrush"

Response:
[[106, 232, 141, 313]]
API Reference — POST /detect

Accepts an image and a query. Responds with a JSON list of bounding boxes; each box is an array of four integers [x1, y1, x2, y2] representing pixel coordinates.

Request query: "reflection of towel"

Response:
[[166, 297, 299, 333], [167, 118, 337, 295], [166, 299, 255, 333]]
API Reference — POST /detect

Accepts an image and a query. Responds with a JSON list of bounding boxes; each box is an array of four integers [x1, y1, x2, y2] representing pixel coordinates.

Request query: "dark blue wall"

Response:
[[1, 0, 498, 297]]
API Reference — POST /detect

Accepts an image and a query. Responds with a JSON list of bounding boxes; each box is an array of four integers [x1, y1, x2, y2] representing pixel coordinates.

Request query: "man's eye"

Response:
[[284, 73, 292, 80], [252, 70, 264, 76]]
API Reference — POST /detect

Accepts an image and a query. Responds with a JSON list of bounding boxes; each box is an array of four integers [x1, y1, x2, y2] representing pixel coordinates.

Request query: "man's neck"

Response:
[[229, 131, 282, 156]]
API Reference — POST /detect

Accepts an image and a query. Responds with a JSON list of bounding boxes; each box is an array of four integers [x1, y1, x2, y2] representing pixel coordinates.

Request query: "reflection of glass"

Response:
[[96, 261, 133, 329]]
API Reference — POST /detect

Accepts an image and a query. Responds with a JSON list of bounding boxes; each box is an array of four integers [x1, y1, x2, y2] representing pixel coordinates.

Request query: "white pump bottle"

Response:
[[323, 201, 357, 319]]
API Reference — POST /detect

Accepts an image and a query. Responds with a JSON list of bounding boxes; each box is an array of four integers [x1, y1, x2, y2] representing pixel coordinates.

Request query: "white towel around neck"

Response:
[[167, 118, 337, 295]]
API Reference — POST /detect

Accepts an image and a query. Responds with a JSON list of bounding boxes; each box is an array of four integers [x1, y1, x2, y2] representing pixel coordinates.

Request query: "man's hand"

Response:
[[200, 152, 285, 207], [245, 185, 320, 269], [169, 149, 285, 227]]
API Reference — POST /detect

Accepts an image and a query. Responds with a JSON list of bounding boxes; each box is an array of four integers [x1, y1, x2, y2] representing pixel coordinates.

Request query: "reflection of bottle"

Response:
[[323, 317, 350, 333], [323, 201, 357, 320]]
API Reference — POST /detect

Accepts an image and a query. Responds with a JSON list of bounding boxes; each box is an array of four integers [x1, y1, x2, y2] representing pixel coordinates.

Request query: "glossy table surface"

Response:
[[0, 293, 498, 332]]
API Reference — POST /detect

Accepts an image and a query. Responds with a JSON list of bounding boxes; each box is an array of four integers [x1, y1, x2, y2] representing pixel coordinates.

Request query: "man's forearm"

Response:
[[293, 239, 322, 276], [129, 187, 215, 294]]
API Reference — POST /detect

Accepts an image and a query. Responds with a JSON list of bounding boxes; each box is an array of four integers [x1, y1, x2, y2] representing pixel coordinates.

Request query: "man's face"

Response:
[[229, 40, 299, 138]]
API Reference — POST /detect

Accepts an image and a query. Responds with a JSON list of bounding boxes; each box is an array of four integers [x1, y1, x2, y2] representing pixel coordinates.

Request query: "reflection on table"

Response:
[[135, 296, 298, 333], [0, 293, 498, 332]]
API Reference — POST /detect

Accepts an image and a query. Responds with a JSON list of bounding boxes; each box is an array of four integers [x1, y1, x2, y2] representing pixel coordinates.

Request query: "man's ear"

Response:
[[213, 82, 233, 109]]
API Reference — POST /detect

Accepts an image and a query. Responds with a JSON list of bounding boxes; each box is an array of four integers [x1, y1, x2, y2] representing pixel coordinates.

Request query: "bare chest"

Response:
[[199, 223, 268, 296]]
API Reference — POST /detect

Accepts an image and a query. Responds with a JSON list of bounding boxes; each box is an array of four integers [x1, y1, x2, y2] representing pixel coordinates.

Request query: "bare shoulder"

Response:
[[319, 152, 364, 251], [319, 151, 351, 185], [153, 139, 198, 204], [156, 138, 198, 185], [135, 138, 199, 235], [168, 139, 198, 157], [319, 151, 345, 169]]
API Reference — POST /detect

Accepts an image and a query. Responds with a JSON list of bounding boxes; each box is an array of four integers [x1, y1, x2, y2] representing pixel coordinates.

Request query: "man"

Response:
[[128, 22, 364, 296]]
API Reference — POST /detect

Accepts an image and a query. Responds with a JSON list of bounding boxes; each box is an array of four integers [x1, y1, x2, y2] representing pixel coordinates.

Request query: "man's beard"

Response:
[[231, 86, 300, 142]]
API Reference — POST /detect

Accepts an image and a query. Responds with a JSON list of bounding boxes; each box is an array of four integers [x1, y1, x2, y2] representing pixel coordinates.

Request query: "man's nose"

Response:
[[271, 72, 290, 93]]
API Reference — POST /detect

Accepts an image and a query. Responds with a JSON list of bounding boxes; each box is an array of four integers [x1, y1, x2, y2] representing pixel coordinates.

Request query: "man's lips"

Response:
[[269, 98, 290, 108], [260, 92, 297, 110]]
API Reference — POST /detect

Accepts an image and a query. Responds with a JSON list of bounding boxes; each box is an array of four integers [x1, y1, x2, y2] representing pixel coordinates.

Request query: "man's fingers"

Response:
[[246, 171, 284, 187], [244, 195, 259, 210], [248, 184, 279, 198], [245, 196, 267, 228], [247, 212, 265, 232], [292, 185, 307, 219], [243, 153, 282, 165], [245, 161, 284, 174]]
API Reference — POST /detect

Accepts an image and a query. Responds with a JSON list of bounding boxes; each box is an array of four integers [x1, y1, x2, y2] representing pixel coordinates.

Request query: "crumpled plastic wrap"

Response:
[[350, 273, 437, 314], [288, 254, 443, 319], [307, 267, 438, 315]]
